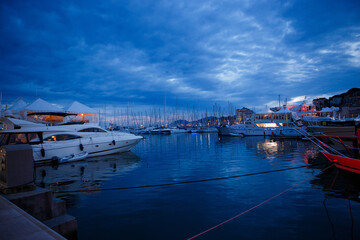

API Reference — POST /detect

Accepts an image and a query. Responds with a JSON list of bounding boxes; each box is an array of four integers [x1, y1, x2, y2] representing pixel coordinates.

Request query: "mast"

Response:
[[284, 98, 288, 127], [278, 95, 281, 108], [104, 104, 107, 129], [164, 95, 166, 126]]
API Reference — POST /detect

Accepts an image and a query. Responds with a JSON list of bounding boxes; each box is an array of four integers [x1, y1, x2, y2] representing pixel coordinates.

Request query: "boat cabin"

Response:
[[0, 131, 43, 146]]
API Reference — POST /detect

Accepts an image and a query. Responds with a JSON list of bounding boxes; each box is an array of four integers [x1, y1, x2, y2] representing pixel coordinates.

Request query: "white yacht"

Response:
[[168, 127, 190, 134], [0, 122, 143, 164], [217, 108, 303, 138], [150, 127, 189, 134], [190, 127, 218, 133]]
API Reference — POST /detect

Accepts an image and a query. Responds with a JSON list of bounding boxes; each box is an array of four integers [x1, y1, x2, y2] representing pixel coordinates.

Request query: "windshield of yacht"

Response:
[[44, 134, 82, 141], [78, 127, 107, 132], [0, 134, 9, 145], [0, 132, 42, 145], [9, 133, 27, 144]]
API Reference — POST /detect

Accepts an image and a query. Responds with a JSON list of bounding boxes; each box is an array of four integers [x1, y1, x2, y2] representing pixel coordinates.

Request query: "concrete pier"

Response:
[[0, 195, 65, 240], [0, 144, 77, 239], [3, 187, 78, 239]]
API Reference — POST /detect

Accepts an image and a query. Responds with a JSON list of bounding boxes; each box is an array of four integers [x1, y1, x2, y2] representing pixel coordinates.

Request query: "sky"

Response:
[[1, 0, 360, 111]]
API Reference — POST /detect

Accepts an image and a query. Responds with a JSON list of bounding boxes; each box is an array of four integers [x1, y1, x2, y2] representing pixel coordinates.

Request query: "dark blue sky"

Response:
[[1, 0, 360, 110]]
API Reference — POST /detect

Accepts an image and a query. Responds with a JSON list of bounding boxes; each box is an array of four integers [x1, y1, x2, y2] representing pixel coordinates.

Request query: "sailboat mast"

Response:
[[278, 95, 281, 108], [164, 95, 166, 127]]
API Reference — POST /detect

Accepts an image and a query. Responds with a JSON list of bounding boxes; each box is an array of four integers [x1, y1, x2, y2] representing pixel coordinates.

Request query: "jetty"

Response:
[[0, 144, 77, 239]]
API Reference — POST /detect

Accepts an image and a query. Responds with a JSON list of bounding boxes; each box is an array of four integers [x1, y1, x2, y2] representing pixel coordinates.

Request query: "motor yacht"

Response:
[[0, 122, 143, 164], [150, 127, 190, 134], [217, 108, 303, 138]]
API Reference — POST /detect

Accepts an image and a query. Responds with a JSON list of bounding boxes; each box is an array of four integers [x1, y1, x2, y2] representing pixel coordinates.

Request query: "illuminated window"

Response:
[[44, 134, 81, 141], [8, 133, 27, 144]]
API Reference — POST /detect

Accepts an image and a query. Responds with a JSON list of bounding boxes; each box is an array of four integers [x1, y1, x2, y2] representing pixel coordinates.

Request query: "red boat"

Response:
[[322, 152, 360, 174]]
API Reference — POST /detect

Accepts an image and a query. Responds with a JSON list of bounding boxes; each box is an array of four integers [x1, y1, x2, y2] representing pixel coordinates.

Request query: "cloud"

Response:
[[343, 41, 360, 67], [1, 0, 360, 111]]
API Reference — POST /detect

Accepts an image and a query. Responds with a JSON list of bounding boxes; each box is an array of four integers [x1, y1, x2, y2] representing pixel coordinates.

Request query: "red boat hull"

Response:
[[322, 152, 360, 174]]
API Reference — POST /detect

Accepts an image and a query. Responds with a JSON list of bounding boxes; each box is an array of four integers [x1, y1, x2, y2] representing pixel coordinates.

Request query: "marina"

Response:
[[0, 90, 359, 239], [32, 133, 360, 240], [1, 1, 360, 239]]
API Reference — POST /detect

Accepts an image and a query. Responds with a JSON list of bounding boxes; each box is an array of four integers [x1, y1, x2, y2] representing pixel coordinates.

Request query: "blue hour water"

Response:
[[35, 133, 360, 240]]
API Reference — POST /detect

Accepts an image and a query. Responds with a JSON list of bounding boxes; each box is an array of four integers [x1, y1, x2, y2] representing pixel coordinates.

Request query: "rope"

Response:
[[323, 169, 339, 240], [348, 193, 354, 240], [187, 163, 335, 240], [53, 165, 311, 194], [315, 133, 352, 156], [345, 181, 355, 240], [318, 133, 359, 151], [294, 129, 345, 156]]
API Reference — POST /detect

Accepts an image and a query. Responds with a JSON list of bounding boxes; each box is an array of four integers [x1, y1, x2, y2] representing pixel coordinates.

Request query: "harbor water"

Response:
[[35, 133, 360, 240]]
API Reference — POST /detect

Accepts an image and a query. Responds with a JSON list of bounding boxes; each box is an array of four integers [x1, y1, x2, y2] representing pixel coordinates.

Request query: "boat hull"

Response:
[[217, 126, 302, 138], [217, 126, 268, 136], [32, 135, 143, 164], [322, 152, 360, 174]]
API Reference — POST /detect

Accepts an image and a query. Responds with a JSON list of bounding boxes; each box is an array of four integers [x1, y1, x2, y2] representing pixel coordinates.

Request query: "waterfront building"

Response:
[[313, 88, 360, 118], [236, 107, 254, 123], [313, 98, 329, 110]]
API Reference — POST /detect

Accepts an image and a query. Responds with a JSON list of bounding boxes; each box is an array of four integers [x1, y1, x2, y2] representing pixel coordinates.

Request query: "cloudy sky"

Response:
[[1, 0, 360, 110]]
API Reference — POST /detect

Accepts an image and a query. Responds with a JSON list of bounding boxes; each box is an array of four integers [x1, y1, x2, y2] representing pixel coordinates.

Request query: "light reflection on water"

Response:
[[35, 152, 141, 206], [35, 133, 360, 240]]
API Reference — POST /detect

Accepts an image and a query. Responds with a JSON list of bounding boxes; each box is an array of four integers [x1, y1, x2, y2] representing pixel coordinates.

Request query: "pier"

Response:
[[0, 144, 77, 239], [0, 194, 65, 240]]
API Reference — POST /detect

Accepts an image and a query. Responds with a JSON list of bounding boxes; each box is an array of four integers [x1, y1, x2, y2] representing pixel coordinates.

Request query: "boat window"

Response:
[[0, 134, 9, 145], [8, 133, 28, 145], [78, 128, 106, 132], [44, 134, 81, 141], [45, 135, 56, 141], [28, 133, 41, 144]]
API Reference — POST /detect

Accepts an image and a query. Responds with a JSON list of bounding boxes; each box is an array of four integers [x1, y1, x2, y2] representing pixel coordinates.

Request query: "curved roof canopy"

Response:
[[24, 98, 64, 113], [8, 97, 27, 112], [22, 98, 75, 116], [67, 101, 97, 115]]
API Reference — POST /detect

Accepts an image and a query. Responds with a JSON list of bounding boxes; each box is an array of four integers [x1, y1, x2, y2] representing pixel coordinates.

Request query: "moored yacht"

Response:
[[0, 122, 143, 164], [217, 107, 303, 138], [150, 127, 189, 134]]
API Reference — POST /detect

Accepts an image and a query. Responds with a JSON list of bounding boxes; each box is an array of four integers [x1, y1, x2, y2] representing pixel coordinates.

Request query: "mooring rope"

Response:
[[187, 163, 335, 240], [53, 164, 313, 194], [294, 128, 345, 156], [323, 169, 340, 240]]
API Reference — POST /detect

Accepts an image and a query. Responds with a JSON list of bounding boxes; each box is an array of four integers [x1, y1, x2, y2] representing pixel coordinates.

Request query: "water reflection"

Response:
[[34, 151, 141, 206], [218, 136, 319, 165], [311, 167, 360, 202]]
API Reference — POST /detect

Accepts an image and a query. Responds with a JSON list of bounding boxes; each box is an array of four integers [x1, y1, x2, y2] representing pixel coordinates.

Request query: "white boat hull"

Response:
[[32, 135, 143, 163], [217, 126, 302, 138]]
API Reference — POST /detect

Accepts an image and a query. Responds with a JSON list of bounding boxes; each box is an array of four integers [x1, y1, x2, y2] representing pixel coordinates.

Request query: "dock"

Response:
[[0, 144, 77, 239], [0, 194, 65, 240]]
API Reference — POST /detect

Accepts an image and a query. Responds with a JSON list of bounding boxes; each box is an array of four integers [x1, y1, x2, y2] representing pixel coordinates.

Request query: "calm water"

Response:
[[35, 133, 360, 240]]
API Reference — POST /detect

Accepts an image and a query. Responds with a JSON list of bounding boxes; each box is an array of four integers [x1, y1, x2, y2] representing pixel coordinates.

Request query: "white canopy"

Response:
[[67, 101, 97, 115], [24, 98, 64, 113], [274, 107, 290, 113], [8, 97, 27, 112]]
